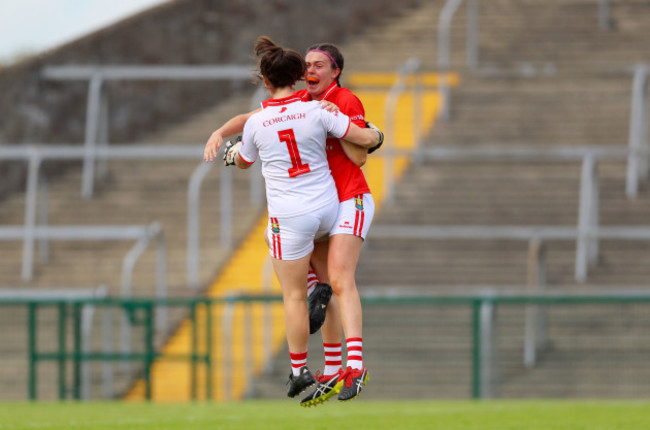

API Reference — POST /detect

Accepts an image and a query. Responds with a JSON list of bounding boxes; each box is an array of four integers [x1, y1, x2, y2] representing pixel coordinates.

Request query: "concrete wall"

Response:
[[0, 0, 423, 199]]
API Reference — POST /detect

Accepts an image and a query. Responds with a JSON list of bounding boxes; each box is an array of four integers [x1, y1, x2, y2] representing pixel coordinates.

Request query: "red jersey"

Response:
[[295, 82, 371, 202]]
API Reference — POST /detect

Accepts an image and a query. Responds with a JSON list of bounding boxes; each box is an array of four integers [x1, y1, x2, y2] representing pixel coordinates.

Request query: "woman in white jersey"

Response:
[[224, 36, 381, 400]]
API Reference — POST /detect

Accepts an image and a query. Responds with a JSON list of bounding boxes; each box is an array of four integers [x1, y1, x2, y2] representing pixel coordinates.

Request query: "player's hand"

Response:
[[223, 136, 242, 166], [365, 121, 384, 154], [204, 131, 224, 162], [319, 100, 340, 112]]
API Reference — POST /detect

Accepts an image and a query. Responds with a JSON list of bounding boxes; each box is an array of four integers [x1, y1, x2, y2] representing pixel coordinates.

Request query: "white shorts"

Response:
[[329, 193, 375, 240], [267, 200, 338, 261]]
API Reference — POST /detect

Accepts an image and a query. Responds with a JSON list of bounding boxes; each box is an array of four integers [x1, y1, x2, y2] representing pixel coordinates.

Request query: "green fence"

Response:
[[2, 292, 650, 401], [1, 297, 221, 401]]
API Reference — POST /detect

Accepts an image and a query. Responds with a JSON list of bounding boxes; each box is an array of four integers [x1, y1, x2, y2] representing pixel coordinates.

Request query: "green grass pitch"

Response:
[[0, 400, 649, 430]]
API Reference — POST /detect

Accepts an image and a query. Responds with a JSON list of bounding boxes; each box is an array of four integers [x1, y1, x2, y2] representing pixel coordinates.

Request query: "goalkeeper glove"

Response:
[[365, 121, 384, 154], [223, 136, 242, 166]]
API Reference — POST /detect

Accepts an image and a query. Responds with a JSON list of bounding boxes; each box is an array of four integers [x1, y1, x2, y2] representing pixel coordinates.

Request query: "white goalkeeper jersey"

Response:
[[239, 94, 351, 217]]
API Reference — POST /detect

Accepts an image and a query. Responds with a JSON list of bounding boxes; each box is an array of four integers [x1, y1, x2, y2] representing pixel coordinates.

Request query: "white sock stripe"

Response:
[[324, 346, 342, 353], [324, 367, 341, 376], [306, 272, 318, 291], [346, 340, 363, 348], [346, 357, 363, 370]]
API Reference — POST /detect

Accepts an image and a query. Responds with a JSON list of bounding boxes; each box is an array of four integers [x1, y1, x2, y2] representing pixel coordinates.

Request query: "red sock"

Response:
[[307, 269, 319, 296], [346, 337, 363, 370], [290, 351, 308, 376], [323, 343, 342, 376]]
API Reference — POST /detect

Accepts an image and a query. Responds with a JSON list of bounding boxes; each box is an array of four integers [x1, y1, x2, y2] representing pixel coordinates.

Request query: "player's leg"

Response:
[[272, 225, 332, 336], [273, 255, 317, 397], [328, 233, 369, 401], [301, 240, 345, 407], [328, 232, 363, 344], [267, 215, 320, 397], [307, 240, 333, 335], [272, 255, 312, 355], [326, 193, 374, 401], [278, 200, 340, 400], [307, 269, 319, 295], [311, 240, 342, 363], [267, 223, 311, 348]]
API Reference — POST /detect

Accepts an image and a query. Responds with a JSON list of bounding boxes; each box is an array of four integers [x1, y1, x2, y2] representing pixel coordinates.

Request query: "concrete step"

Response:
[[430, 74, 633, 145], [251, 301, 650, 399]]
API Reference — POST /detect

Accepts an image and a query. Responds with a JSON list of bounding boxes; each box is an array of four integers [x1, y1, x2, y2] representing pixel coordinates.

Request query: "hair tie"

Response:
[[308, 49, 339, 69]]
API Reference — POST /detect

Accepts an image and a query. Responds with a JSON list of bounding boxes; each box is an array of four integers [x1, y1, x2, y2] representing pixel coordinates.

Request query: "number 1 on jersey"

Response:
[[278, 129, 311, 177]]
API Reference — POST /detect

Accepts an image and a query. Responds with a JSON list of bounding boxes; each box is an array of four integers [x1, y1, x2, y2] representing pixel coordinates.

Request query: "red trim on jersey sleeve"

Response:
[[340, 119, 352, 140], [238, 152, 254, 165]]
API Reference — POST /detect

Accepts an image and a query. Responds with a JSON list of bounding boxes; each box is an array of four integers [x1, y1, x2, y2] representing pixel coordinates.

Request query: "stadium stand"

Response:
[[0, 0, 428, 401], [1, 0, 649, 400], [251, 0, 650, 399]]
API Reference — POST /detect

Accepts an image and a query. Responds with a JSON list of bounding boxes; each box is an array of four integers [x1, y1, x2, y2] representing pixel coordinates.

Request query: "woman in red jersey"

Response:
[[204, 42, 380, 404]]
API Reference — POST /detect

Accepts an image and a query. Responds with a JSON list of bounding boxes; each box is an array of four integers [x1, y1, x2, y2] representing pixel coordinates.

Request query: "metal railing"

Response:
[[598, 0, 612, 30], [0, 222, 167, 298], [0, 287, 109, 399], [371, 143, 650, 283], [438, 0, 614, 69], [437, 0, 478, 120], [576, 154, 599, 281], [6, 291, 650, 400], [371, 222, 650, 279], [40, 65, 257, 198], [438, 0, 480, 73], [523, 238, 548, 368], [0, 144, 247, 291], [187, 162, 218, 290], [626, 64, 650, 197], [3, 295, 256, 401], [383, 57, 422, 202], [0, 221, 168, 367], [437, 0, 617, 119]]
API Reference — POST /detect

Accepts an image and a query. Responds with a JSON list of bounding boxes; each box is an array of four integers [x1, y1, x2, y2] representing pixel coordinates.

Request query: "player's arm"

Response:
[[203, 109, 260, 162], [234, 154, 252, 169], [339, 120, 386, 166], [364, 121, 384, 154], [336, 91, 383, 158], [317, 100, 369, 165], [339, 140, 368, 167], [342, 122, 382, 150], [223, 136, 254, 169], [323, 108, 382, 154]]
